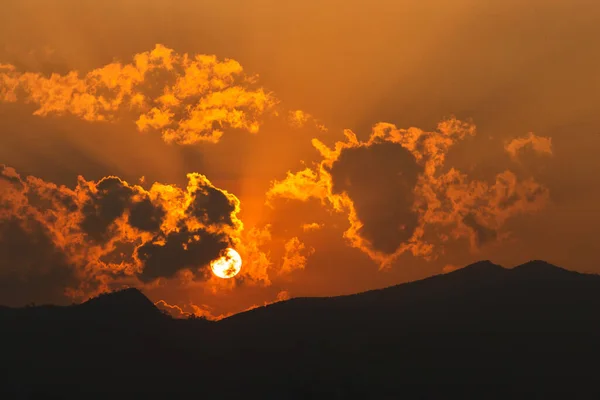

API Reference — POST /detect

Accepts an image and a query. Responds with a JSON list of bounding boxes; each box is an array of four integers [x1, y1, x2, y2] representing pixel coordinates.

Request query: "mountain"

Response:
[[0, 287, 167, 327], [80, 287, 158, 311], [1, 260, 600, 398]]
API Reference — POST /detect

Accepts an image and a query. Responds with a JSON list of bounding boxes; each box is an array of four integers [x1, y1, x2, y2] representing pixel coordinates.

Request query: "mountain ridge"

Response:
[[2, 258, 600, 396], [0, 259, 590, 320]]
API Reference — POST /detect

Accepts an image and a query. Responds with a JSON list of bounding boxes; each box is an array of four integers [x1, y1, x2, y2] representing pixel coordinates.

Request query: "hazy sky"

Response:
[[1, 0, 599, 318]]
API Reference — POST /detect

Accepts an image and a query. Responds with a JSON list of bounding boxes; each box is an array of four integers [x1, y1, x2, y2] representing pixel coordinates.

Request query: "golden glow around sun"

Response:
[[210, 248, 243, 279]]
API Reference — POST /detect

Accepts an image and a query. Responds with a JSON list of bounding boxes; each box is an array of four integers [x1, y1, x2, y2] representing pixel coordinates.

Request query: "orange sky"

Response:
[[0, 0, 599, 318]]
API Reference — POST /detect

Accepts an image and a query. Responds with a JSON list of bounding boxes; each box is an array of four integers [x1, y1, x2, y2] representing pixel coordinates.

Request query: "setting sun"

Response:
[[210, 248, 243, 279]]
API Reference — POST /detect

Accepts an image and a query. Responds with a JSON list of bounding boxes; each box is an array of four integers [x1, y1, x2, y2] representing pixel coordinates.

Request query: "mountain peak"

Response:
[[80, 288, 162, 319], [84, 287, 150, 304], [447, 260, 505, 277], [511, 260, 574, 277], [463, 260, 504, 270], [514, 259, 561, 269]]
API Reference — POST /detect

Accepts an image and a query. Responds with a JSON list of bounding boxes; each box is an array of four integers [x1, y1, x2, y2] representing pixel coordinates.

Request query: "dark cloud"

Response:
[[80, 177, 135, 243], [0, 167, 244, 305], [25, 179, 77, 214], [327, 142, 423, 254], [268, 119, 550, 264], [136, 225, 230, 283], [0, 217, 77, 306], [0, 164, 23, 188], [129, 197, 165, 233], [136, 176, 241, 283], [98, 240, 139, 269], [188, 185, 236, 227], [462, 213, 497, 248]]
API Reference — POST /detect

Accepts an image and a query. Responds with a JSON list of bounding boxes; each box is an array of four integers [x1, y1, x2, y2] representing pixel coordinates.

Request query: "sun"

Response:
[[210, 248, 243, 279]]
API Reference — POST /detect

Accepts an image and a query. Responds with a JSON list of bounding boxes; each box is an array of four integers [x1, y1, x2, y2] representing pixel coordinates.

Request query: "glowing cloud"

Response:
[[442, 264, 462, 274], [156, 289, 292, 321], [279, 237, 314, 275], [0, 164, 247, 303], [267, 118, 551, 267], [505, 132, 553, 160], [155, 299, 233, 320], [288, 109, 328, 131], [301, 222, 323, 232], [0, 164, 314, 304], [0, 45, 278, 144]]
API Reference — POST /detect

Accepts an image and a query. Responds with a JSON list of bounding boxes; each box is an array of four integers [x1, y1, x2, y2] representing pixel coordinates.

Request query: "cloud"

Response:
[[0, 164, 247, 302], [301, 222, 323, 232], [136, 227, 230, 284], [505, 133, 553, 160], [230, 224, 273, 287], [0, 216, 78, 306], [0, 44, 278, 144], [0, 163, 320, 305], [265, 168, 328, 205], [327, 140, 422, 255], [188, 303, 233, 320], [235, 290, 294, 315], [442, 264, 462, 274], [155, 299, 233, 320], [156, 289, 291, 321], [288, 110, 310, 128], [154, 299, 192, 318], [267, 118, 550, 266], [279, 237, 314, 275], [288, 109, 328, 131], [275, 290, 291, 302]]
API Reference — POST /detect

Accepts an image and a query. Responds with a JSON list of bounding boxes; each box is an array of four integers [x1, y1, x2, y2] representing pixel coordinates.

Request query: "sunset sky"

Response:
[[1, 0, 599, 318]]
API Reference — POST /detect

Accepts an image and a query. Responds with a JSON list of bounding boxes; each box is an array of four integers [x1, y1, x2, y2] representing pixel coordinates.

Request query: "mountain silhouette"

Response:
[[81, 287, 156, 309], [2, 260, 600, 398], [77, 287, 165, 321]]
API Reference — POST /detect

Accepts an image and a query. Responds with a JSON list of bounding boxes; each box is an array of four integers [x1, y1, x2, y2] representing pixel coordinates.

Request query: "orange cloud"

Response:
[[0, 164, 250, 302], [275, 290, 291, 302], [154, 299, 192, 318], [234, 224, 273, 286], [279, 237, 314, 275], [236, 290, 294, 314], [288, 109, 328, 131], [266, 168, 328, 205], [1, 164, 319, 304], [301, 222, 323, 232], [0, 44, 279, 144], [157, 288, 292, 321], [155, 299, 234, 320], [267, 118, 551, 267], [505, 132, 553, 160], [189, 303, 234, 320], [288, 110, 310, 128], [442, 264, 462, 274]]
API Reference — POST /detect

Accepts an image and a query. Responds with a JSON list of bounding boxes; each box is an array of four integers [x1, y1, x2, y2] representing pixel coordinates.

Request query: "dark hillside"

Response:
[[1, 260, 599, 398]]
